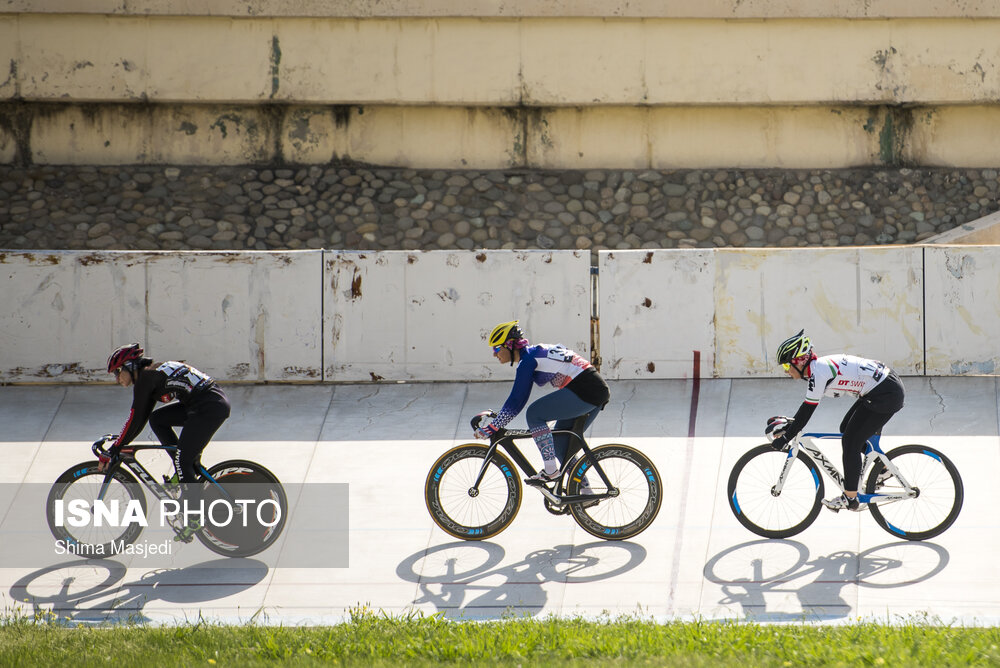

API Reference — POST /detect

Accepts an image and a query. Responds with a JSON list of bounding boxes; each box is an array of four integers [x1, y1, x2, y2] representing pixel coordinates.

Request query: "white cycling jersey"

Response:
[[804, 354, 891, 405]]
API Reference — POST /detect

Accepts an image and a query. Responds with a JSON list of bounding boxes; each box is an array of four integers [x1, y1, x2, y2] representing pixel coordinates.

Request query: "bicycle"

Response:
[[424, 412, 662, 541], [46, 434, 288, 558], [727, 432, 963, 541]]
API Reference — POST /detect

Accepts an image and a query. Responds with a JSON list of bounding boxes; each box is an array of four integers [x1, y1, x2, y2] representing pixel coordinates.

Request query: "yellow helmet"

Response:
[[488, 320, 524, 348]]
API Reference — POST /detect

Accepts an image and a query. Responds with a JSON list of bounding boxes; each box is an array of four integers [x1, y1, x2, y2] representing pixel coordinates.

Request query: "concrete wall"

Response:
[[599, 248, 925, 379], [1, 246, 997, 383], [324, 250, 591, 381], [3, 8, 1000, 167], [0, 250, 323, 383]]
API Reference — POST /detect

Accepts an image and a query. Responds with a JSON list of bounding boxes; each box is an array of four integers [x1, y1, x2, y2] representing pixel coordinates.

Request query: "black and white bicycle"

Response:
[[728, 431, 963, 541]]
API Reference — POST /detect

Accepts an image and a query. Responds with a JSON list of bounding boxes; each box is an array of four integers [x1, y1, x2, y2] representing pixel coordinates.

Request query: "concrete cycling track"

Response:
[[1, 376, 997, 626]]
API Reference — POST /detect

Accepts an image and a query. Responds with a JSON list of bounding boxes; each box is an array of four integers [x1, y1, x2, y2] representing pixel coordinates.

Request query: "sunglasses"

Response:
[[492, 345, 504, 354], [781, 363, 790, 371]]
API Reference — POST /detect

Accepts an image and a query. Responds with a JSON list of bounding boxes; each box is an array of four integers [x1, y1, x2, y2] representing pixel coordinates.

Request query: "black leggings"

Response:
[[839, 372, 904, 492], [148, 387, 231, 484]]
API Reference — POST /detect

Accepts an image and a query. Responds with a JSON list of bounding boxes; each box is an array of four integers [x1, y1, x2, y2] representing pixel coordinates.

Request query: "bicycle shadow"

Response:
[[9, 557, 269, 625], [702, 539, 951, 622], [397, 540, 647, 620]]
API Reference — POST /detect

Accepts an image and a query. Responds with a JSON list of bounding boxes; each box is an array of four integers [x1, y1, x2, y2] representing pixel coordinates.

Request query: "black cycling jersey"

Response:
[[113, 360, 218, 450]]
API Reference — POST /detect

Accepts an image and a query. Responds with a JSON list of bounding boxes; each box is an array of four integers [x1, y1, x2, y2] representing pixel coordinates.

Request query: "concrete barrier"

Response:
[[0, 250, 322, 383], [1, 246, 997, 383], [323, 250, 591, 381]]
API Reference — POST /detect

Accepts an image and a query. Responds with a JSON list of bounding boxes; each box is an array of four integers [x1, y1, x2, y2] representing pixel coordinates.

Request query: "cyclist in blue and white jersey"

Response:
[[475, 320, 610, 486], [768, 330, 905, 512]]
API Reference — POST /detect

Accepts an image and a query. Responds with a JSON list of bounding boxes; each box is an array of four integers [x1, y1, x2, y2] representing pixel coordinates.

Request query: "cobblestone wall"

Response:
[[1, 165, 998, 252]]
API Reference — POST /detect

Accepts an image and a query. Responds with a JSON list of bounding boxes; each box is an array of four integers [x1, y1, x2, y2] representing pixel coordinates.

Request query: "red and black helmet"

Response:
[[107, 343, 144, 374]]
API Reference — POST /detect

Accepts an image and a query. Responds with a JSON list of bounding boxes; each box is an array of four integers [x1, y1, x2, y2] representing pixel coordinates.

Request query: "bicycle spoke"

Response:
[[866, 445, 963, 541], [728, 446, 822, 539], [425, 445, 521, 540]]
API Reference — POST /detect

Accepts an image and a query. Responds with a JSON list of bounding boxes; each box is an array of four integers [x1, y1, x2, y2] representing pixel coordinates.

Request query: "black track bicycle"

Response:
[[46, 434, 287, 558], [425, 412, 662, 541]]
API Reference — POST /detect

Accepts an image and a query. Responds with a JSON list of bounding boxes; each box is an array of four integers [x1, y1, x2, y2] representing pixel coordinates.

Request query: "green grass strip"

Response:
[[2, 608, 1000, 667]]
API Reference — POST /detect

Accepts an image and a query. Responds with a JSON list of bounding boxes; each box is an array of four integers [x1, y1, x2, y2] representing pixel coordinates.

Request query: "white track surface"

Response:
[[1, 378, 997, 626]]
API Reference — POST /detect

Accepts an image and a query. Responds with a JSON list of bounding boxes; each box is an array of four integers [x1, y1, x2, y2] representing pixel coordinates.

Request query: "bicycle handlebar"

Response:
[[91, 434, 117, 459], [470, 410, 498, 432]]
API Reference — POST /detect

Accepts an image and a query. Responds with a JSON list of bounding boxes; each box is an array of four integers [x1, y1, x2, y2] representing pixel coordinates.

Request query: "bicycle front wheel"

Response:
[[46, 462, 147, 557], [864, 444, 963, 541], [196, 460, 288, 558], [425, 444, 522, 540], [567, 444, 662, 541], [728, 445, 823, 539]]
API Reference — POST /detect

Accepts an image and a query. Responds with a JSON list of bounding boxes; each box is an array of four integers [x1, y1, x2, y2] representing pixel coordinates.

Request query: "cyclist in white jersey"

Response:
[[768, 330, 905, 512]]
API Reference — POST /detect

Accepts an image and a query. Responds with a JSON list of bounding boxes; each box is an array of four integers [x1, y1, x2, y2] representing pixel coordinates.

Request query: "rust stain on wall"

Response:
[[351, 270, 363, 299]]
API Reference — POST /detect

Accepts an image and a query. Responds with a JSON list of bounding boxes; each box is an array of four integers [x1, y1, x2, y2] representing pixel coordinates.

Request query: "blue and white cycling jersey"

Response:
[[489, 344, 597, 431]]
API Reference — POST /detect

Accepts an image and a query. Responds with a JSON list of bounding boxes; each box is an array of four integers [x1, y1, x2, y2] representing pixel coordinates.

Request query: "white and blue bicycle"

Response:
[[728, 432, 963, 541]]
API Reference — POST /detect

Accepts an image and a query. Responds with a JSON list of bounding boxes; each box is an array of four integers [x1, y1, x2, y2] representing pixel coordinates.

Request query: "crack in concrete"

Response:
[[615, 382, 638, 436], [927, 378, 946, 431]]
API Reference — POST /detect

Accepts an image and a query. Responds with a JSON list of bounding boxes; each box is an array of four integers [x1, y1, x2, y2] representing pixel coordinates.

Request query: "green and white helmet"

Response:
[[776, 329, 812, 366]]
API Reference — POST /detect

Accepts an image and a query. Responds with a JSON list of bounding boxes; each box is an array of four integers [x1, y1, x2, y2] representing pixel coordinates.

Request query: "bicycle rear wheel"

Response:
[[728, 445, 823, 539], [196, 460, 287, 557], [425, 444, 522, 540], [46, 462, 147, 557], [864, 444, 963, 541], [566, 444, 662, 541]]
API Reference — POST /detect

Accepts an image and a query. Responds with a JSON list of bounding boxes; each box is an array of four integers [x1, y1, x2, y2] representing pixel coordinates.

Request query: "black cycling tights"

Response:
[[839, 402, 896, 493], [148, 390, 231, 484]]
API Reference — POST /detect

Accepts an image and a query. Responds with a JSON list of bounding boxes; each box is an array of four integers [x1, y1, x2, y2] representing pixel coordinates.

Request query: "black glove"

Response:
[[771, 434, 789, 451]]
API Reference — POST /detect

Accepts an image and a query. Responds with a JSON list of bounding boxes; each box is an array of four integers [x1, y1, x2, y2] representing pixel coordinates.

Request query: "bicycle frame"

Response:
[[474, 427, 618, 507], [95, 441, 231, 506], [778, 432, 917, 505]]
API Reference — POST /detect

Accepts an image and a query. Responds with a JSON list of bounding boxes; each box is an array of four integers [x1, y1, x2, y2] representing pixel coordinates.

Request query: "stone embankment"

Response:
[[1, 165, 997, 252]]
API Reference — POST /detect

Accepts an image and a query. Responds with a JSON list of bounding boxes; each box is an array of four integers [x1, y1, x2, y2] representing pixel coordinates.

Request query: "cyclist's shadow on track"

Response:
[[10, 558, 269, 625], [703, 539, 950, 622], [397, 541, 647, 619]]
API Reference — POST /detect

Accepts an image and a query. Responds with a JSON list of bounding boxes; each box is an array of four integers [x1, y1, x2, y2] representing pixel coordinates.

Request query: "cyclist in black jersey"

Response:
[[100, 343, 231, 541]]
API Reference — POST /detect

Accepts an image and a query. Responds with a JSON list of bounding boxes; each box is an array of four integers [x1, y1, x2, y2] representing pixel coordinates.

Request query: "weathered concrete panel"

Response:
[[0, 251, 322, 384], [647, 106, 879, 169], [332, 106, 522, 169], [143, 251, 323, 382], [10, 15, 1000, 106], [148, 105, 276, 165], [324, 250, 591, 381], [276, 18, 521, 105], [599, 247, 924, 379], [17, 15, 150, 101], [145, 17, 273, 102], [0, 17, 16, 100], [31, 104, 152, 165], [8, 1, 1000, 19], [924, 246, 1000, 375], [598, 250, 715, 379], [0, 251, 147, 382], [30, 104, 277, 165], [905, 106, 1000, 167], [715, 247, 924, 377]]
